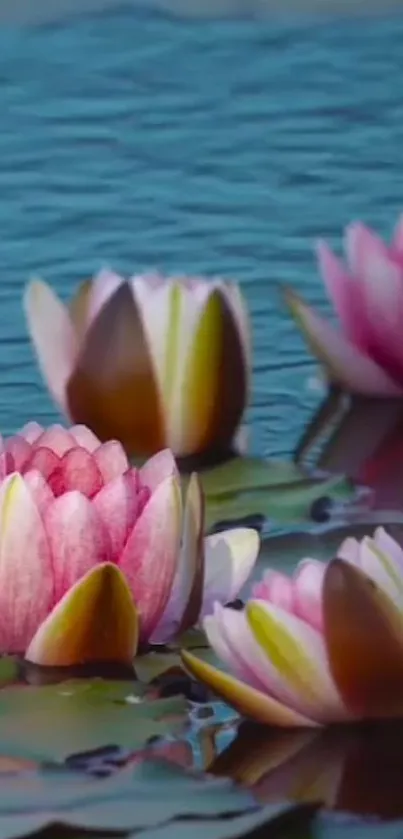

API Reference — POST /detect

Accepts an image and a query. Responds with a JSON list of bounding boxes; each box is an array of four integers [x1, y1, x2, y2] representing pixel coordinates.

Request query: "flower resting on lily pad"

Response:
[[24, 270, 251, 460], [182, 527, 403, 727], [285, 216, 403, 396], [0, 422, 259, 667]]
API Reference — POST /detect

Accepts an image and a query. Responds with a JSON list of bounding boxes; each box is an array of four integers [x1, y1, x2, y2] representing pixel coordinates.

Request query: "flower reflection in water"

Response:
[[209, 719, 403, 821]]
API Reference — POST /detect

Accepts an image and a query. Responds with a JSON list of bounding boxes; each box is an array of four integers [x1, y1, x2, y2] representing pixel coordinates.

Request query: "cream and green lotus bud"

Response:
[[24, 270, 251, 461]]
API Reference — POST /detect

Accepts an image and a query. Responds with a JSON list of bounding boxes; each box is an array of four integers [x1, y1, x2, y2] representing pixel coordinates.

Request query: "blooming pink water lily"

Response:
[[24, 270, 251, 459], [285, 216, 403, 395], [0, 422, 259, 667], [182, 527, 403, 726]]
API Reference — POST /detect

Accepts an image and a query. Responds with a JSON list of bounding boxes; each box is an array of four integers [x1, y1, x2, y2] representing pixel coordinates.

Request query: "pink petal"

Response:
[[0, 474, 53, 653], [70, 425, 101, 452], [252, 570, 295, 611], [345, 221, 398, 275], [4, 435, 32, 472], [93, 441, 129, 483], [25, 447, 61, 481], [48, 447, 104, 499], [215, 603, 332, 721], [87, 269, 125, 327], [246, 600, 347, 723], [0, 448, 15, 480], [44, 491, 110, 604], [93, 473, 140, 559], [293, 560, 325, 632], [219, 603, 290, 695], [34, 425, 76, 456], [316, 240, 366, 348], [140, 449, 178, 493], [203, 603, 264, 690], [23, 469, 55, 516], [24, 280, 78, 414], [286, 290, 402, 396], [119, 475, 181, 642], [345, 223, 403, 381], [19, 422, 44, 444]]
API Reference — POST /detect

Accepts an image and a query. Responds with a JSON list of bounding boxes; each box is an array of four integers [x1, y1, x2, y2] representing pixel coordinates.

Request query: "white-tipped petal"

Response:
[[24, 279, 78, 413], [201, 527, 260, 618]]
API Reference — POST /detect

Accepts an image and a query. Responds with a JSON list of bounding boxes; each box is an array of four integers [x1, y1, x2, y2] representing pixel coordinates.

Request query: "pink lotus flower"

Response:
[[182, 527, 403, 727], [24, 270, 251, 459], [285, 217, 403, 395], [0, 422, 259, 667]]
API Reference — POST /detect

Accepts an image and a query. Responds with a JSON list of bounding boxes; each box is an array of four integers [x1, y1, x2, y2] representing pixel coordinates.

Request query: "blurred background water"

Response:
[[0, 7, 402, 457]]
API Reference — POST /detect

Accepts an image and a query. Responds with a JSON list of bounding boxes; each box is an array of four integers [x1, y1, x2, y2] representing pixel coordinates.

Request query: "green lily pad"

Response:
[[0, 658, 19, 688], [204, 475, 352, 531], [0, 679, 187, 761], [131, 801, 315, 839], [255, 518, 403, 577], [188, 456, 355, 531], [314, 816, 403, 839], [199, 457, 309, 496], [136, 647, 218, 685], [0, 759, 258, 838]]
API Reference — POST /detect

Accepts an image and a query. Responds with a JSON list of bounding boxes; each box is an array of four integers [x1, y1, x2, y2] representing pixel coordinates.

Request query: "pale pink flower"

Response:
[[285, 216, 403, 395], [0, 423, 259, 667], [183, 527, 403, 726]]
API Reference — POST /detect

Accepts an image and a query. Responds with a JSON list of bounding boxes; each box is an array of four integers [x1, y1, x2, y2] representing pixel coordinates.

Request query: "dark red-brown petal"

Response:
[[177, 472, 205, 634], [66, 282, 166, 457], [323, 558, 403, 719], [181, 289, 247, 457]]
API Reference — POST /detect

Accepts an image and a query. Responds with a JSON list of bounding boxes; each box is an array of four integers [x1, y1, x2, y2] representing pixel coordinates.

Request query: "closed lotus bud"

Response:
[[25, 270, 251, 461]]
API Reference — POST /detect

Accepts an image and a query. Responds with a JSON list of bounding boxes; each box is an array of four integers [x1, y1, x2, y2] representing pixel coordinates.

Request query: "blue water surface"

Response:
[[0, 9, 402, 454]]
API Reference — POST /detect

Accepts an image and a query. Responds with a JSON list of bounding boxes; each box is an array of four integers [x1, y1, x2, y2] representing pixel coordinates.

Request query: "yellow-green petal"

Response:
[[26, 563, 138, 667], [177, 289, 247, 457], [181, 650, 317, 728]]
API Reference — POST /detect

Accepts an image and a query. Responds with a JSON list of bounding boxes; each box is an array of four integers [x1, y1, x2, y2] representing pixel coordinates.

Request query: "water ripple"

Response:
[[0, 12, 401, 456]]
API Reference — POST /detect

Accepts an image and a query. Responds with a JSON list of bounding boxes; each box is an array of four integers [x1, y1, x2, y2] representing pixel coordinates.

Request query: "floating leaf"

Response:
[[0, 659, 19, 688], [0, 679, 187, 761], [253, 522, 403, 580], [176, 454, 356, 533], [131, 801, 315, 839], [0, 758, 258, 838], [198, 457, 310, 496], [203, 473, 353, 532], [315, 815, 403, 839], [136, 631, 219, 685]]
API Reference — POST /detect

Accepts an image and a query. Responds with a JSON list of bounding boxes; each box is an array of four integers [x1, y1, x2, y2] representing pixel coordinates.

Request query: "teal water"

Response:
[[0, 10, 402, 455]]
